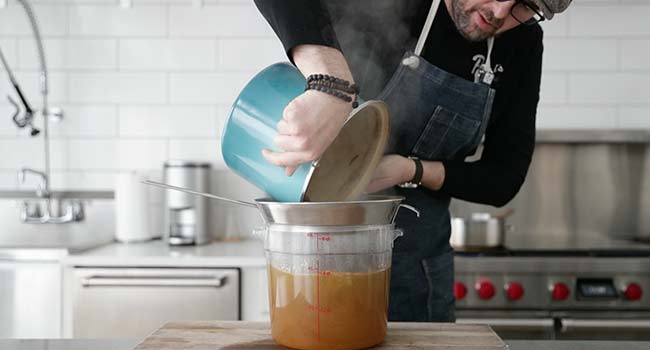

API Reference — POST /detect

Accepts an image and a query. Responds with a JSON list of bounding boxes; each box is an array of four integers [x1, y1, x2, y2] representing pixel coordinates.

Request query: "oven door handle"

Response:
[[81, 276, 226, 288], [457, 318, 555, 331], [561, 319, 650, 332]]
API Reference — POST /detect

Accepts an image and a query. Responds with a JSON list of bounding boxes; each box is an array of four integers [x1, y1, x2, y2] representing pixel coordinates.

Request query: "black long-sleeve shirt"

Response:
[[254, 0, 543, 207]]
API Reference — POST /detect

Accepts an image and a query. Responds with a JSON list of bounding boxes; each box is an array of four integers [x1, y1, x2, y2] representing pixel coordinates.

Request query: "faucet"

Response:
[[18, 167, 49, 198], [17, 167, 84, 224], [7, 0, 81, 225], [2, 0, 65, 186]]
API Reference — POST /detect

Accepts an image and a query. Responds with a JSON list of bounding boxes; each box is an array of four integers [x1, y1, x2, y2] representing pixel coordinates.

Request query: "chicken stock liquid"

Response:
[[268, 265, 390, 350]]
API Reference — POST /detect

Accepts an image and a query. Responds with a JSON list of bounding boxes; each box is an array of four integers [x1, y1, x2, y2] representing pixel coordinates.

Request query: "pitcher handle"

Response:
[[252, 226, 267, 241], [391, 229, 404, 248], [399, 204, 420, 218]]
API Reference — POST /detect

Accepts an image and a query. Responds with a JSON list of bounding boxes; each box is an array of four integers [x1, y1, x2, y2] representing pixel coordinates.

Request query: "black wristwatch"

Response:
[[398, 156, 423, 189]]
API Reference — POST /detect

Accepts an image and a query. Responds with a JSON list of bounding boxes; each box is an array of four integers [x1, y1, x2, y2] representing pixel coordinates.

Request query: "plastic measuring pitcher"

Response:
[[255, 224, 402, 350]]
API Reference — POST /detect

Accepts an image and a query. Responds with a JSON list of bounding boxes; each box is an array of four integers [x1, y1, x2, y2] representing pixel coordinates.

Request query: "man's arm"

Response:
[[254, 1, 355, 176], [254, 0, 341, 61]]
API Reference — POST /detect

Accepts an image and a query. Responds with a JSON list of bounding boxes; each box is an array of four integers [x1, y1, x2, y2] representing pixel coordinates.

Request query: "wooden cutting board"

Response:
[[133, 321, 506, 350]]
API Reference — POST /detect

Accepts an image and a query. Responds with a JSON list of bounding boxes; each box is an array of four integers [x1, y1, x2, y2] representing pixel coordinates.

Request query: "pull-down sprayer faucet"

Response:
[[2, 0, 78, 224]]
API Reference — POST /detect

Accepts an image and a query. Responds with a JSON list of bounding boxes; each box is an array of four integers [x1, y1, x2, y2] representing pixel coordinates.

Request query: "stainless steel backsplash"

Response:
[[450, 130, 650, 240]]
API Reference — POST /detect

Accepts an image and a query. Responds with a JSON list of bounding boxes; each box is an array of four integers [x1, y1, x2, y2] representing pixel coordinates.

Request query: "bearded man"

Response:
[[255, 0, 573, 321]]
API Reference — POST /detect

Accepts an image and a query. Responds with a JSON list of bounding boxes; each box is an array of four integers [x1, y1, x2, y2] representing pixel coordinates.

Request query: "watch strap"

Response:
[[410, 157, 423, 185], [398, 156, 423, 189]]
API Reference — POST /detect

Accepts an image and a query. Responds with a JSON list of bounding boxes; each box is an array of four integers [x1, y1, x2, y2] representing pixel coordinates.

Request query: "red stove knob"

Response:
[[505, 282, 525, 301], [475, 279, 495, 300], [624, 283, 643, 301], [551, 282, 570, 301], [454, 282, 467, 300]]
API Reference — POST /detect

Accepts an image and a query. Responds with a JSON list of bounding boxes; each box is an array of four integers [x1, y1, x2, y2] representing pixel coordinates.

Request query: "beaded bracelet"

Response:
[[305, 74, 359, 108], [306, 74, 359, 94]]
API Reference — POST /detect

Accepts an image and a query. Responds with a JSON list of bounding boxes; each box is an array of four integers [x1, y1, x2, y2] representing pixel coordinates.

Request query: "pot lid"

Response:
[[303, 100, 390, 202]]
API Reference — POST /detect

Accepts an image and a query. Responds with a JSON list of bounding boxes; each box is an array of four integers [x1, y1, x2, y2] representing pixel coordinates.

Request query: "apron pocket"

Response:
[[421, 251, 455, 322], [411, 105, 481, 160]]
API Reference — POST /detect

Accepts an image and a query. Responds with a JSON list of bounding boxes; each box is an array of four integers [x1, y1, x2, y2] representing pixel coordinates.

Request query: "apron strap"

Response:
[[414, 0, 442, 56], [413, 0, 496, 75], [483, 37, 495, 73]]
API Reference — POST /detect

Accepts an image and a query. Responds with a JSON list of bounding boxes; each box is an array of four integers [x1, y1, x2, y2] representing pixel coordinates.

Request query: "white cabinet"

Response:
[[0, 260, 62, 338], [241, 267, 270, 322]]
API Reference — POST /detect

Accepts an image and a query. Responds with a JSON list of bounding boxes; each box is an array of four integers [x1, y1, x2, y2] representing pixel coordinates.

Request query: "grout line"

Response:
[[563, 72, 570, 105], [214, 38, 219, 72], [116, 37, 121, 72], [165, 2, 170, 39], [65, 2, 71, 37], [616, 38, 621, 72], [165, 71, 171, 104], [115, 104, 121, 137]]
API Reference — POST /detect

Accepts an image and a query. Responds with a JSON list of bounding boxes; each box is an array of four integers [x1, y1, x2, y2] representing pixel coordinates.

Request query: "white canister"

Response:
[[115, 172, 153, 242]]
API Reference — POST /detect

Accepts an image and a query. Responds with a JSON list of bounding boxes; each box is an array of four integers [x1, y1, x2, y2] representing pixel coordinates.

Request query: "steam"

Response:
[[323, 0, 416, 99]]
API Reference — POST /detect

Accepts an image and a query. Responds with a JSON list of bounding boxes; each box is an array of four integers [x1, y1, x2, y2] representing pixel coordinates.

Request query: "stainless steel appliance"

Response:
[[452, 130, 650, 340], [70, 267, 239, 338], [450, 209, 513, 250], [163, 161, 211, 245], [454, 235, 650, 340]]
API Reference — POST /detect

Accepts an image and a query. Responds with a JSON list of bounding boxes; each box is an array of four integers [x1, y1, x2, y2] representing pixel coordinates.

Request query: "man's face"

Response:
[[446, 0, 536, 41]]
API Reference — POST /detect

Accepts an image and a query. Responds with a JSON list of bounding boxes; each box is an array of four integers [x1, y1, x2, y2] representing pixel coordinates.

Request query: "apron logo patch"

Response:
[[472, 54, 504, 85]]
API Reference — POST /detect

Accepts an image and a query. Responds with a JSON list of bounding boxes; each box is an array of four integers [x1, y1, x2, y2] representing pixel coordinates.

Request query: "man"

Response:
[[254, 0, 573, 322]]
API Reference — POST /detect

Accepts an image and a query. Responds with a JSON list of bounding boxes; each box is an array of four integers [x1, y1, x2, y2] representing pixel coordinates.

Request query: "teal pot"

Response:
[[221, 62, 389, 202]]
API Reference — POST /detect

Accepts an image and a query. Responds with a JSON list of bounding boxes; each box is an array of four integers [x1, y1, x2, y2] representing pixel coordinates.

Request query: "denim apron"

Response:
[[377, 0, 496, 322]]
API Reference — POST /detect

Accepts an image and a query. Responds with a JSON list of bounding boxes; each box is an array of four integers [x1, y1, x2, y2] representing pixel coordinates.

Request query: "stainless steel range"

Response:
[[454, 235, 650, 340], [450, 131, 650, 340]]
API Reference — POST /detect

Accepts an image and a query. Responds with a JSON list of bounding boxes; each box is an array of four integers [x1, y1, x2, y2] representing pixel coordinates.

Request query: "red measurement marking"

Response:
[[305, 232, 332, 341], [307, 232, 331, 241], [306, 304, 332, 314], [307, 266, 331, 276]]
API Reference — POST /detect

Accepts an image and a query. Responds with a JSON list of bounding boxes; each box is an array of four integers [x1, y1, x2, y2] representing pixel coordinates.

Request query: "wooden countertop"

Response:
[[133, 320, 506, 350]]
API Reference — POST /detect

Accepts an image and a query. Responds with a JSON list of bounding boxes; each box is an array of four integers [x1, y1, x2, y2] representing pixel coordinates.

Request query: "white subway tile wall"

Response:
[[19, 38, 118, 70], [0, 0, 648, 190]]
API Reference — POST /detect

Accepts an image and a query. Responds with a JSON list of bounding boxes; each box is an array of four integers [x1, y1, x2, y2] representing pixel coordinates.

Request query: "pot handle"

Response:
[[399, 204, 420, 218]]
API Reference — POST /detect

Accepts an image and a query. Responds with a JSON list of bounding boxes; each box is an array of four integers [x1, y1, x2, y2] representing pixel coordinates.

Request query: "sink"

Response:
[[0, 195, 115, 253]]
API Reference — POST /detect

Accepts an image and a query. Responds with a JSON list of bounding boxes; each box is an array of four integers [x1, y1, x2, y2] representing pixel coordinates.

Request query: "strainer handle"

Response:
[[399, 204, 420, 218], [143, 180, 257, 208]]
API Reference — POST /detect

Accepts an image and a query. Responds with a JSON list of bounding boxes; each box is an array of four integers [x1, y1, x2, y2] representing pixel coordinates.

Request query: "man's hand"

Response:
[[262, 45, 354, 176], [262, 90, 351, 176]]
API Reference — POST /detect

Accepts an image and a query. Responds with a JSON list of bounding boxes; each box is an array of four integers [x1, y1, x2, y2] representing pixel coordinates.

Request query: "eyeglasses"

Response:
[[497, 0, 546, 25]]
